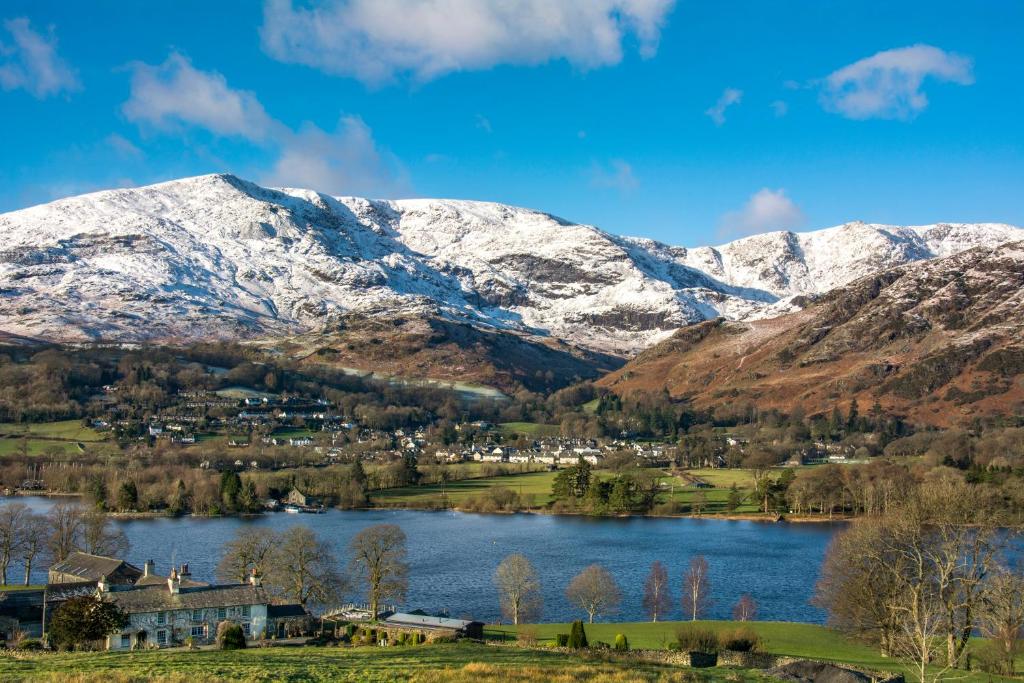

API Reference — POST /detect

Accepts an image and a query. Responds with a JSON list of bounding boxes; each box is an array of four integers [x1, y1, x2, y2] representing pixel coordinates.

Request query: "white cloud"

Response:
[[475, 114, 492, 133], [264, 116, 411, 197], [770, 100, 788, 117], [705, 88, 742, 126], [819, 44, 973, 120], [123, 53, 278, 140], [589, 159, 638, 192], [105, 133, 144, 159], [0, 18, 79, 98], [260, 0, 676, 85], [123, 53, 408, 197], [719, 188, 804, 240]]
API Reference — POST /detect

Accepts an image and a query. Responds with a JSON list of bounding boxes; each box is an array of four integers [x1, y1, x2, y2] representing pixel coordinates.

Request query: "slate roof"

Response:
[[384, 613, 480, 631], [104, 583, 269, 613], [49, 552, 141, 582], [267, 602, 308, 618], [135, 574, 208, 589]]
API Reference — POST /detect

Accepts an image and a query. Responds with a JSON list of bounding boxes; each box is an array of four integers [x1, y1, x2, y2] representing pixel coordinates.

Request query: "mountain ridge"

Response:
[[1, 173, 1020, 356]]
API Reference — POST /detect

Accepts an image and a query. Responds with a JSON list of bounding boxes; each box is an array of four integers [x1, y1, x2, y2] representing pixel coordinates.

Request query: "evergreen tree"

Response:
[[847, 399, 860, 432], [567, 620, 588, 649]]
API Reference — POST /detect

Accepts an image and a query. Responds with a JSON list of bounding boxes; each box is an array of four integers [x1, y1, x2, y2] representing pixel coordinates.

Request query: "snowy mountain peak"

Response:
[[1, 174, 1020, 354]]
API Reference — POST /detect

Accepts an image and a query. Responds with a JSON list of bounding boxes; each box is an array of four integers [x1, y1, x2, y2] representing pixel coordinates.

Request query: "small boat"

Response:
[[283, 505, 302, 514]]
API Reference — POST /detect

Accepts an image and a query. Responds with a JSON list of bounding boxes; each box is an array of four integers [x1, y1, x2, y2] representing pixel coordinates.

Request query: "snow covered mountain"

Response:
[[0, 173, 1020, 355]]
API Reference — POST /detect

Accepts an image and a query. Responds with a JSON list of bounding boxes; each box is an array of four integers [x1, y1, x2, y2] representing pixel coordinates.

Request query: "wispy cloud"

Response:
[[123, 53, 279, 140], [475, 114, 492, 133], [589, 159, 638, 192], [819, 44, 973, 120], [260, 0, 676, 85], [770, 100, 788, 117], [705, 88, 742, 126], [122, 52, 408, 196], [105, 133, 144, 159], [0, 18, 80, 98], [719, 188, 804, 240]]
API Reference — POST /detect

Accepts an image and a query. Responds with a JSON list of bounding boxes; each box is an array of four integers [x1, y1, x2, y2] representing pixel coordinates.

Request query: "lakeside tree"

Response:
[[0, 502, 29, 584], [48, 595, 127, 651], [266, 526, 344, 607], [217, 528, 278, 584], [494, 553, 542, 625], [978, 564, 1024, 675], [20, 512, 50, 585], [81, 510, 129, 558], [349, 524, 409, 619], [47, 503, 85, 563], [642, 560, 671, 622], [565, 564, 620, 623], [681, 555, 712, 621], [732, 594, 758, 621]]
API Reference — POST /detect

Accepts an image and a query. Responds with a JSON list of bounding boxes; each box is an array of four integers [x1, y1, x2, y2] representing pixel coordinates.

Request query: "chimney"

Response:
[[249, 567, 262, 587], [168, 567, 180, 594], [143, 560, 154, 577]]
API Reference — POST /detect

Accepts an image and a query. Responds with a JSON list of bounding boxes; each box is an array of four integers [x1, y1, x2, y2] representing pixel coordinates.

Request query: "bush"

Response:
[[345, 623, 357, 638], [217, 622, 246, 650], [613, 633, 629, 651], [567, 620, 588, 649], [718, 626, 760, 652], [556, 633, 569, 647], [517, 626, 538, 646], [675, 626, 718, 654], [18, 638, 43, 651]]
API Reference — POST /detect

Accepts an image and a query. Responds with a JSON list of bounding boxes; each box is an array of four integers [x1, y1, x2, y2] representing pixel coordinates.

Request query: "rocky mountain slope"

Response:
[[599, 241, 1024, 425], [1, 173, 1020, 356]]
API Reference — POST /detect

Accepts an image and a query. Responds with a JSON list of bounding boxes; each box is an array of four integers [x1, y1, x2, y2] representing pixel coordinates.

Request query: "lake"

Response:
[[12, 497, 841, 624]]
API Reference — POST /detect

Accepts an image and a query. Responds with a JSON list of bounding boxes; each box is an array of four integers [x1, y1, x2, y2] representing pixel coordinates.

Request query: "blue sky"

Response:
[[1, 1, 1021, 247]]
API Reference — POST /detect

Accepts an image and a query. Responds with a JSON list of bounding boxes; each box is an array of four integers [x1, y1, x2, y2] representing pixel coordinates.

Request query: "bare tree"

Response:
[[349, 524, 408, 619], [493, 553, 542, 625], [81, 510, 129, 558], [681, 555, 712, 621], [0, 503, 29, 584], [47, 503, 84, 562], [565, 564, 620, 623], [217, 528, 278, 584], [978, 565, 1024, 675], [20, 513, 49, 585], [267, 526, 344, 607], [642, 560, 671, 622], [733, 593, 758, 621]]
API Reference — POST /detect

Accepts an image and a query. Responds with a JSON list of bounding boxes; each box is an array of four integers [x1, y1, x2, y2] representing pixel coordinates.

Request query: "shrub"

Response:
[[567, 620, 588, 649], [345, 623, 357, 638], [718, 626, 760, 652], [613, 633, 629, 651], [18, 639, 43, 651], [517, 626, 538, 646], [556, 633, 569, 647], [217, 621, 246, 650], [675, 626, 718, 654]]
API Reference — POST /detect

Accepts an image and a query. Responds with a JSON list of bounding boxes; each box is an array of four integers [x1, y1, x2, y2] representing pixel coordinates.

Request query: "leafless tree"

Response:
[[681, 555, 712, 621], [267, 526, 344, 607], [217, 528, 279, 584], [20, 513, 49, 585], [978, 564, 1024, 675], [0, 503, 29, 584], [733, 593, 758, 621], [349, 523, 408, 619], [81, 509, 129, 558], [565, 563, 620, 623], [47, 503, 84, 563], [642, 560, 671, 622], [493, 553, 542, 624]]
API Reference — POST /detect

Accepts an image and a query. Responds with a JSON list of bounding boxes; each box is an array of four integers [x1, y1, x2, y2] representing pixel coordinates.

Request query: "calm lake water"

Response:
[[14, 497, 842, 624]]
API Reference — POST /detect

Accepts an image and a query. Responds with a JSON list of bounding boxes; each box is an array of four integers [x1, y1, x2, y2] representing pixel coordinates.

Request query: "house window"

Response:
[[156, 612, 166, 625], [191, 625, 206, 638], [191, 609, 203, 621], [156, 630, 168, 646], [242, 622, 251, 636], [241, 605, 250, 618], [217, 607, 227, 620], [120, 634, 130, 648]]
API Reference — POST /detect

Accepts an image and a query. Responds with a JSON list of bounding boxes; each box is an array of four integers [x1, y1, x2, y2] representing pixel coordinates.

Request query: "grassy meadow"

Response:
[[0, 419, 105, 457]]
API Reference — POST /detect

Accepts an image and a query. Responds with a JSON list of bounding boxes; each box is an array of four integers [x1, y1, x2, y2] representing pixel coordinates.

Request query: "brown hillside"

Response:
[[599, 241, 1024, 426]]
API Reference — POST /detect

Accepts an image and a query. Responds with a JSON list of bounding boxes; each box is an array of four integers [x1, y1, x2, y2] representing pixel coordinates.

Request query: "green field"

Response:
[[0, 419, 105, 457], [488, 621, 1022, 683], [0, 642, 760, 683], [498, 422, 561, 437], [373, 470, 560, 506]]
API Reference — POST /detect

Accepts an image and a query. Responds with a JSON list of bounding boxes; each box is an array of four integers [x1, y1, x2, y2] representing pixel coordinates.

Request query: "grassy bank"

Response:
[[0, 642, 764, 683]]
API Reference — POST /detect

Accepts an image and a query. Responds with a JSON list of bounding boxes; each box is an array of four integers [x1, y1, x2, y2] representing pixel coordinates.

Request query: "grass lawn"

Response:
[[0, 419, 104, 441], [487, 621, 1022, 683], [373, 470, 560, 506], [0, 642, 765, 683], [498, 422, 560, 437]]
